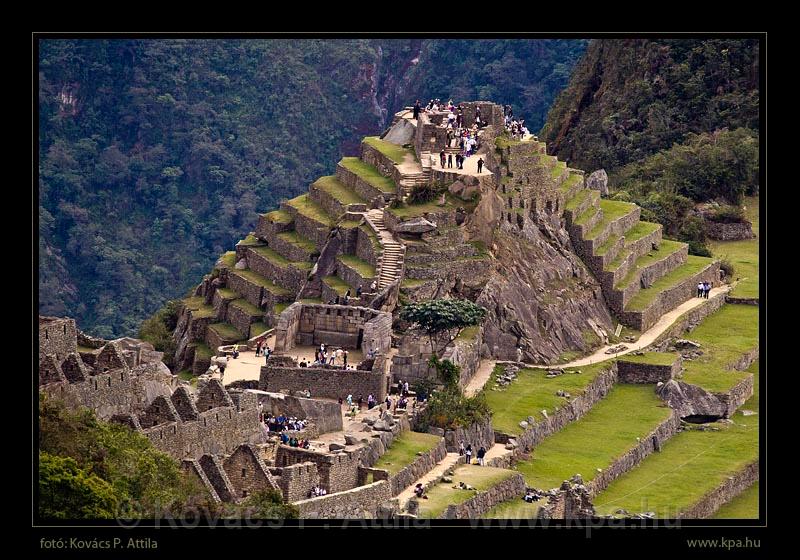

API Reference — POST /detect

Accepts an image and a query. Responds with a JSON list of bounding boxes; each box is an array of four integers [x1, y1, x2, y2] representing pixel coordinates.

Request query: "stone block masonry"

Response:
[[275, 445, 361, 494], [39, 316, 78, 362], [259, 360, 387, 402], [705, 220, 755, 241], [617, 356, 681, 384], [222, 444, 280, 501], [293, 480, 393, 519], [442, 472, 526, 519], [387, 438, 447, 496], [272, 461, 320, 503], [679, 460, 759, 519]]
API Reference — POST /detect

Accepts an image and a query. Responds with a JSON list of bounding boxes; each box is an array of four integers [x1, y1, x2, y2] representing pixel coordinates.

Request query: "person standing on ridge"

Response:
[[413, 99, 421, 121], [477, 157, 484, 174], [447, 153, 453, 168]]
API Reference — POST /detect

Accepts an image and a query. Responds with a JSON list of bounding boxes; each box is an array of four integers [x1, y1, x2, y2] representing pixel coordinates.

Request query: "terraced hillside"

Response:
[[562, 181, 720, 331]]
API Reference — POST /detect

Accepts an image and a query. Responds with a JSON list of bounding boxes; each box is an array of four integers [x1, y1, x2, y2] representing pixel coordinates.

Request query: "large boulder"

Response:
[[382, 118, 416, 145], [586, 169, 609, 196], [395, 217, 437, 234], [656, 379, 726, 419], [449, 179, 480, 201]]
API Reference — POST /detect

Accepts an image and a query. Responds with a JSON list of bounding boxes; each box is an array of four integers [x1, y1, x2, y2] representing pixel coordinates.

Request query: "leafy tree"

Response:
[[427, 355, 461, 386], [415, 385, 491, 431], [399, 298, 486, 355], [229, 489, 299, 519], [39, 452, 118, 519], [138, 299, 182, 370]]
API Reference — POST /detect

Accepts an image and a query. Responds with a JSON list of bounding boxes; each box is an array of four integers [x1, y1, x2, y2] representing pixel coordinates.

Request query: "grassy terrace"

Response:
[[712, 481, 759, 519], [559, 173, 583, 194], [574, 204, 599, 226], [273, 303, 290, 316], [237, 234, 261, 246], [322, 274, 352, 295], [605, 248, 632, 272], [262, 209, 293, 224], [340, 157, 396, 193], [624, 221, 661, 245], [286, 194, 335, 227], [616, 240, 687, 289], [456, 325, 479, 342], [709, 195, 759, 300], [625, 255, 715, 312], [417, 466, 517, 518], [387, 192, 462, 219], [249, 322, 269, 338], [618, 352, 679, 367], [481, 498, 542, 519], [230, 298, 263, 316], [680, 304, 758, 393], [565, 188, 592, 213], [596, 233, 621, 257], [484, 362, 615, 436], [215, 288, 238, 300], [594, 361, 759, 518], [550, 160, 567, 179], [249, 245, 313, 271], [514, 385, 672, 490], [182, 296, 215, 319], [313, 175, 366, 205], [218, 251, 236, 269], [586, 200, 638, 240], [208, 322, 246, 342], [363, 136, 412, 164], [193, 342, 213, 360], [494, 135, 522, 150], [401, 278, 428, 289], [373, 431, 441, 475], [337, 254, 376, 278], [231, 269, 292, 296], [277, 230, 317, 253]]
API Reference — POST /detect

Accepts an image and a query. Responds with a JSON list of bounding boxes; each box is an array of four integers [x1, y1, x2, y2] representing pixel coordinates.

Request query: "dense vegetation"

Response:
[[541, 38, 760, 253], [38, 39, 587, 337], [38, 396, 298, 520]]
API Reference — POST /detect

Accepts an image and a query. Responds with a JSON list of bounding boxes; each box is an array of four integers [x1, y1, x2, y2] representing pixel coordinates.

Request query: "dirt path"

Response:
[[395, 452, 462, 510], [528, 285, 732, 370], [465, 359, 497, 397]]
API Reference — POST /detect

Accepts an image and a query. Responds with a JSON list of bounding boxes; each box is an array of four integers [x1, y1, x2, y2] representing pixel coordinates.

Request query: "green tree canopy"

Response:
[[399, 298, 486, 355]]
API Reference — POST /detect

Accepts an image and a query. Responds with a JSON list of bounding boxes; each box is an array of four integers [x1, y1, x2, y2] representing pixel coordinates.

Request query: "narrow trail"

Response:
[[395, 452, 462, 510], [465, 285, 731, 396]]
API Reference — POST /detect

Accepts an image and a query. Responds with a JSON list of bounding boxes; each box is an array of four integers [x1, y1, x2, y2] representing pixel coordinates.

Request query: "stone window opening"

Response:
[[63, 324, 67, 334], [120, 371, 124, 381], [45, 330, 49, 340], [242, 490, 248, 498], [216, 413, 219, 422], [173, 426, 177, 434], [204, 418, 207, 427], [107, 377, 111, 387], [94, 379, 98, 390], [229, 411, 232, 419], [242, 468, 247, 478], [160, 431, 163, 440]]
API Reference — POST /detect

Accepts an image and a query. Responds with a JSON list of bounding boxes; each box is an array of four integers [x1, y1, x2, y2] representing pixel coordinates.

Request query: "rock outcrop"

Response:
[[656, 379, 727, 419]]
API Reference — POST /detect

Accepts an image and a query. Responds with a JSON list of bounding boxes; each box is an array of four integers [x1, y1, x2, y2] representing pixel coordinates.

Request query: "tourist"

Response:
[[367, 394, 375, 409], [356, 285, 362, 297], [335, 347, 344, 364], [338, 396, 344, 406], [413, 99, 421, 121], [523, 490, 540, 503], [343, 349, 348, 367], [477, 157, 484, 174], [328, 350, 336, 365], [403, 381, 409, 396], [459, 441, 465, 456], [440, 150, 446, 168], [256, 340, 262, 357], [344, 289, 351, 299], [697, 282, 704, 298], [703, 281, 711, 299], [358, 394, 364, 409], [370, 280, 377, 292], [264, 346, 272, 364], [232, 345, 239, 359], [414, 483, 425, 499], [447, 153, 453, 168], [477, 446, 486, 466], [346, 394, 353, 407], [384, 395, 391, 410], [465, 444, 473, 465]]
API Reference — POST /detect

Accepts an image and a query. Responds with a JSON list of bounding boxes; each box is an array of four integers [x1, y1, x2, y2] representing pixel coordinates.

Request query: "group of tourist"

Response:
[[414, 98, 487, 173], [263, 413, 307, 433], [696, 281, 713, 299], [304, 343, 349, 368], [327, 284, 370, 306], [458, 441, 488, 466], [309, 485, 328, 498], [255, 340, 273, 364], [503, 104, 529, 140], [279, 433, 311, 449]]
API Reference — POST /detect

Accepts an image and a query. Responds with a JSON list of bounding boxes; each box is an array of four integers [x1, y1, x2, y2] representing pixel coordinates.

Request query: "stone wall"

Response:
[[255, 213, 294, 243], [360, 143, 403, 187], [258, 391, 343, 435], [705, 220, 755, 241], [441, 419, 495, 455], [442, 326, 484, 390], [246, 247, 307, 292], [651, 291, 728, 346], [617, 356, 681, 384], [356, 225, 381, 268], [259, 359, 387, 402], [39, 316, 78, 362], [273, 461, 320, 503], [715, 374, 755, 418], [585, 411, 682, 497], [603, 246, 688, 315], [274, 302, 303, 352], [622, 261, 720, 331], [226, 271, 265, 309], [336, 163, 396, 203], [226, 300, 260, 337], [222, 444, 280, 501], [387, 438, 447, 496], [268, 232, 316, 263], [498, 364, 618, 458], [293, 480, 393, 519], [679, 460, 759, 519], [275, 445, 361, 494], [442, 473, 526, 519]]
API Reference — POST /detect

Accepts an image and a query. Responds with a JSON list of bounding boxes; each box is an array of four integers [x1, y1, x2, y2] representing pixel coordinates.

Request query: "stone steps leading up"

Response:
[[364, 208, 406, 290]]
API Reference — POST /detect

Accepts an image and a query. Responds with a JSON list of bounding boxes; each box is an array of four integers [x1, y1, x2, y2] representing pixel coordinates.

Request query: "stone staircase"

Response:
[[364, 209, 406, 290]]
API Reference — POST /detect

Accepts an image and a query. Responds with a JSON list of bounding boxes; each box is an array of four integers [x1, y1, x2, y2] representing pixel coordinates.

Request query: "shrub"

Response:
[[416, 385, 491, 431], [687, 241, 713, 257], [719, 257, 735, 279], [708, 205, 746, 224]]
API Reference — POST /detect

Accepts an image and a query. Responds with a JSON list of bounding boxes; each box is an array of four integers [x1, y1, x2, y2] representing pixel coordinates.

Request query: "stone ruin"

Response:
[[537, 475, 597, 519]]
